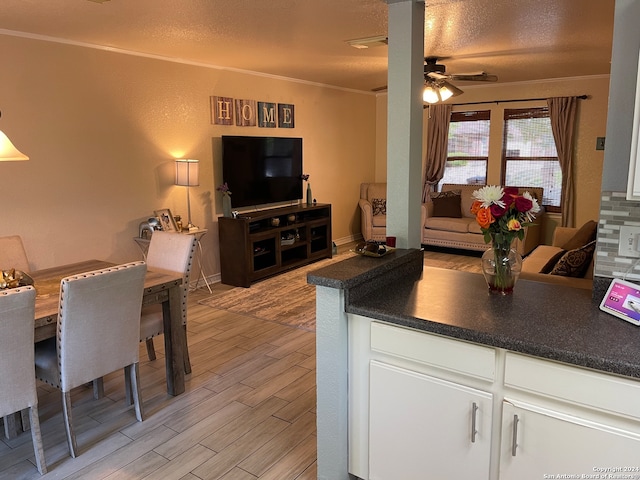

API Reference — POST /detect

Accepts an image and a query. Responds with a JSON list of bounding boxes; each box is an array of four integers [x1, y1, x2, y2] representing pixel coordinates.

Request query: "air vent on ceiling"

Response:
[[346, 35, 388, 49]]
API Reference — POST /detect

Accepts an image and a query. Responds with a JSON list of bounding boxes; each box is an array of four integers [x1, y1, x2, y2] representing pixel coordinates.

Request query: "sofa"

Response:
[[421, 184, 545, 256], [520, 223, 597, 290], [359, 182, 388, 242]]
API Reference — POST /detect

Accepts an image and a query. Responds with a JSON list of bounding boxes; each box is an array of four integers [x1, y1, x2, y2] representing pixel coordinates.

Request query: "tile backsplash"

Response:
[[594, 191, 640, 301]]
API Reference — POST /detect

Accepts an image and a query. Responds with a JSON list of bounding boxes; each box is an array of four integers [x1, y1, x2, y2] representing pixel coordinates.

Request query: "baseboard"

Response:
[[334, 233, 363, 246]]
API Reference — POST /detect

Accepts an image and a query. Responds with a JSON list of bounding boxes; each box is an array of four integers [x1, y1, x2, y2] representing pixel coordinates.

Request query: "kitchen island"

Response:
[[308, 249, 640, 480]]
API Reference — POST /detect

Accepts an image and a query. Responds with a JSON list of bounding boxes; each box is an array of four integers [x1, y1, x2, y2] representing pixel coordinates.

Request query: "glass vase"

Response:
[[222, 194, 232, 218], [306, 183, 313, 205], [481, 235, 523, 295]]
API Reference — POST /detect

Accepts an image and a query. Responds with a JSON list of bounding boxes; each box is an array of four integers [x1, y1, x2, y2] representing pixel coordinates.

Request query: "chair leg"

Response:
[[182, 325, 192, 374], [61, 391, 78, 458], [29, 405, 47, 475], [20, 408, 31, 432], [124, 368, 133, 406], [127, 363, 145, 422], [3, 413, 19, 439], [145, 338, 156, 361], [92, 378, 104, 399]]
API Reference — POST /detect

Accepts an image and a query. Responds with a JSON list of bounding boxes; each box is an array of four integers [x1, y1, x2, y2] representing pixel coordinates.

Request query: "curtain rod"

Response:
[[443, 94, 589, 107]]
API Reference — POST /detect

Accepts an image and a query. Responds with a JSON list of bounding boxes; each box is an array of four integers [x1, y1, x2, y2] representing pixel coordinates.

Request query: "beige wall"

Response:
[[375, 75, 610, 241], [0, 34, 376, 275]]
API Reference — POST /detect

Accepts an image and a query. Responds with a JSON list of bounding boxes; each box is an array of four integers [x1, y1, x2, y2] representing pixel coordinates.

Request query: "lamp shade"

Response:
[[175, 159, 199, 186], [423, 80, 464, 104], [0, 130, 29, 161]]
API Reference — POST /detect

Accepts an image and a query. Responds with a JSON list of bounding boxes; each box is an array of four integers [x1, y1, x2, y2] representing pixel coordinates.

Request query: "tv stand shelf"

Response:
[[218, 203, 332, 287]]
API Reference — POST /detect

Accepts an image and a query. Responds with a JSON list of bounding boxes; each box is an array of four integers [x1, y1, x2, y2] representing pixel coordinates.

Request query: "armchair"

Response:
[[359, 182, 387, 242]]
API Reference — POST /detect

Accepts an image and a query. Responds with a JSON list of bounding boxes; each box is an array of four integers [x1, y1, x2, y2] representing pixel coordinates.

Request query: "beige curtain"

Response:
[[422, 104, 452, 202], [547, 96, 578, 227]]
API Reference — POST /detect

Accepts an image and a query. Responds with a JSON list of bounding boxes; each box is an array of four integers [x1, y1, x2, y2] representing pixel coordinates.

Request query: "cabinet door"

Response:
[[500, 400, 640, 479], [369, 361, 492, 480]]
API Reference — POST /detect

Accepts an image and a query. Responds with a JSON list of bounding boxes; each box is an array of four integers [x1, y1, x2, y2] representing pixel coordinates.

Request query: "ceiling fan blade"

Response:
[[426, 71, 448, 80], [449, 73, 498, 82]]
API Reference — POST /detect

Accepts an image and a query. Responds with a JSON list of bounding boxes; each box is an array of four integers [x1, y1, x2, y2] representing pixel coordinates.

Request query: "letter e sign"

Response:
[[278, 104, 295, 128]]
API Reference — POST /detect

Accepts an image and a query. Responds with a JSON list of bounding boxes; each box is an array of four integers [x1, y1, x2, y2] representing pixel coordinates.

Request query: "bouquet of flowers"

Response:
[[217, 182, 232, 196], [471, 186, 540, 293], [471, 185, 540, 246]]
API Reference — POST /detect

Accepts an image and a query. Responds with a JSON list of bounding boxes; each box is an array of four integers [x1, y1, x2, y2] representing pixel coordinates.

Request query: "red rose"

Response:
[[490, 203, 506, 218], [502, 194, 515, 208], [514, 196, 533, 212]]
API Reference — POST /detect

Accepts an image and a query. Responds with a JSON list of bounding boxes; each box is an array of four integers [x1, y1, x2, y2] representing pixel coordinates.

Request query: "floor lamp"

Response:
[[175, 158, 199, 230]]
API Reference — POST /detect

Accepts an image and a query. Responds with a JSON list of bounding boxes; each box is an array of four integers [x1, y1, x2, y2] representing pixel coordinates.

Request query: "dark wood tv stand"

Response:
[[218, 203, 332, 287]]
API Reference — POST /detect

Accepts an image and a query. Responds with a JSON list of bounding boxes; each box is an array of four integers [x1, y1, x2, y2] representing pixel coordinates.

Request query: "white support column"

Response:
[[386, 0, 425, 249], [315, 285, 351, 480], [314, 3, 426, 478]]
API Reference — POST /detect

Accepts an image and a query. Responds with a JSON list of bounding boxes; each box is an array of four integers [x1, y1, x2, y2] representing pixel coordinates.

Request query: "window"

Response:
[[438, 110, 490, 190], [502, 108, 560, 211]]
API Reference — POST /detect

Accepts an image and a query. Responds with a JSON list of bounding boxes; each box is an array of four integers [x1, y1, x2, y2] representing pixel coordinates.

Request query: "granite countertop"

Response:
[[308, 250, 640, 380]]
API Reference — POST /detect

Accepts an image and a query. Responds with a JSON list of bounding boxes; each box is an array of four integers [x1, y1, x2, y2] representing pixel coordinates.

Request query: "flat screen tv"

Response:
[[221, 136, 303, 208]]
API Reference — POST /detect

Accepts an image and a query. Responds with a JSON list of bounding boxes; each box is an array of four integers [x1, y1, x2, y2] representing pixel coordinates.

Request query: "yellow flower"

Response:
[[507, 218, 522, 231]]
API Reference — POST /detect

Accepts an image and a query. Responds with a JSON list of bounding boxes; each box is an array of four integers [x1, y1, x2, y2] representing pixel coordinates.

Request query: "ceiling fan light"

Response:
[[439, 87, 454, 102], [423, 79, 464, 104], [441, 80, 464, 97], [423, 85, 440, 104]]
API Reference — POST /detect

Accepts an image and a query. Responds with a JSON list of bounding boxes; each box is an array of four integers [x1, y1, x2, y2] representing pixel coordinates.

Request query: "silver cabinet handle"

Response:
[[471, 402, 479, 443], [511, 414, 519, 456]]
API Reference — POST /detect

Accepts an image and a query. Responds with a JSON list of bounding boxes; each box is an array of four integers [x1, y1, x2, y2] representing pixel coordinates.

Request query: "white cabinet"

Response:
[[627, 49, 640, 200], [369, 361, 492, 480], [500, 399, 640, 479], [351, 319, 640, 480]]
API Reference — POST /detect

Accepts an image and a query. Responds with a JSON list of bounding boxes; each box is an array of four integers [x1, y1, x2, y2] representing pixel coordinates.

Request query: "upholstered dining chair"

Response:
[[0, 235, 30, 272], [140, 231, 197, 374], [34, 261, 147, 458], [0, 287, 47, 474]]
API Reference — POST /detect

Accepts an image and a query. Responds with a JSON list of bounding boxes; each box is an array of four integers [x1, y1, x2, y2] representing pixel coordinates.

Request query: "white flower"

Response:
[[472, 185, 505, 209], [522, 191, 541, 214]]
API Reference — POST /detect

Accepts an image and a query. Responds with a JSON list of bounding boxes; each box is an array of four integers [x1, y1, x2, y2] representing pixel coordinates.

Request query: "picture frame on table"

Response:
[[154, 208, 178, 232]]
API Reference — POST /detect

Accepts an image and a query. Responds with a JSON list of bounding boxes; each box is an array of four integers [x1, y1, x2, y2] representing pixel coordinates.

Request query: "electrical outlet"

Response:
[[619, 226, 640, 257]]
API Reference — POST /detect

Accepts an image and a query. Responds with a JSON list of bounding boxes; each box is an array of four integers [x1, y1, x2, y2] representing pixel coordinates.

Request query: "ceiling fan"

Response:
[[422, 56, 497, 103], [372, 56, 498, 103], [423, 56, 498, 83]]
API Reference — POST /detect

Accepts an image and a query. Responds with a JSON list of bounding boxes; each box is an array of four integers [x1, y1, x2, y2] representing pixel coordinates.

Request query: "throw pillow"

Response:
[[371, 198, 386, 216], [550, 240, 596, 278], [430, 190, 462, 218], [539, 250, 567, 274], [561, 220, 598, 251]]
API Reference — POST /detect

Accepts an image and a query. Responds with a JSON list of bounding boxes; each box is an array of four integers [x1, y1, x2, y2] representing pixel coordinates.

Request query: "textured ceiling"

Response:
[[0, 0, 615, 92]]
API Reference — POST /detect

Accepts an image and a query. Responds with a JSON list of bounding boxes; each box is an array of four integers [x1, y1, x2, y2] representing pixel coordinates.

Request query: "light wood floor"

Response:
[[0, 246, 479, 479], [1, 285, 318, 480]]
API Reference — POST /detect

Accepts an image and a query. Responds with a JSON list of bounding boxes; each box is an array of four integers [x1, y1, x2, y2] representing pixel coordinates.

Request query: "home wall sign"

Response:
[[210, 96, 295, 128]]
